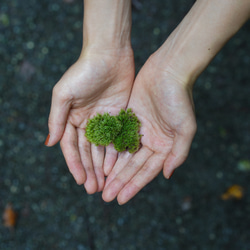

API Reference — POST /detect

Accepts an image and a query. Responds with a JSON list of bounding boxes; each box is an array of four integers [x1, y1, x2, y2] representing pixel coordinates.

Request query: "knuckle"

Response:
[[52, 84, 60, 97], [52, 84, 71, 102], [113, 176, 126, 188]]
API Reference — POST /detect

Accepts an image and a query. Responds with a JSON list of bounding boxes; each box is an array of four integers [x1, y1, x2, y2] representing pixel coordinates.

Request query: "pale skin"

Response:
[[46, 0, 250, 204]]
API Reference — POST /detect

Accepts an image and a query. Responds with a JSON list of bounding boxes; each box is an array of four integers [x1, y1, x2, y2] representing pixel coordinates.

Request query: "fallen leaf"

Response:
[[0, 13, 10, 26], [2, 203, 17, 229], [221, 185, 244, 200]]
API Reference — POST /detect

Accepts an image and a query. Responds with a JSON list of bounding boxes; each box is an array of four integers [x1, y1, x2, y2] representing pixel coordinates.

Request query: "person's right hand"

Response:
[[46, 47, 135, 194]]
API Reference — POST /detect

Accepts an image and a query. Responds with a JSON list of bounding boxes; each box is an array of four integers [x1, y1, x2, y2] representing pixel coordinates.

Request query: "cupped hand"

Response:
[[46, 48, 135, 194], [102, 54, 197, 204]]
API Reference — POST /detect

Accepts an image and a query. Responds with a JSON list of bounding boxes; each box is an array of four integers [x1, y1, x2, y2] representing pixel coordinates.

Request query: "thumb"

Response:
[[163, 126, 196, 179], [45, 88, 71, 147]]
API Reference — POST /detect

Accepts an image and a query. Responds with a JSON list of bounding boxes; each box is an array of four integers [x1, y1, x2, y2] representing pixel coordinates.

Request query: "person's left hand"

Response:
[[102, 54, 197, 204]]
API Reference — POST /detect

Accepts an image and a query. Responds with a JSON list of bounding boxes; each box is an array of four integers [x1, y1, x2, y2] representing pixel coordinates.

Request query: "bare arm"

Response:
[[154, 0, 250, 86], [82, 0, 132, 51]]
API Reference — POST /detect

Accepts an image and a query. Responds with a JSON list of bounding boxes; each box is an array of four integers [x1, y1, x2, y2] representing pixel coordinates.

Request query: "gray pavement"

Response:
[[1, 0, 250, 249]]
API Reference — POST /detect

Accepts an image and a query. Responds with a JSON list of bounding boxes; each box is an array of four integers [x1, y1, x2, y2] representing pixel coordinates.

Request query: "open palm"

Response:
[[47, 48, 135, 194], [103, 56, 197, 204]]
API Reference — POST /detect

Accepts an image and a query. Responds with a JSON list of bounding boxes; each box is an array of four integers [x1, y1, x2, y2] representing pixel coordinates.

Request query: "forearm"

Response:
[[155, 0, 250, 86], [82, 0, 132, 52]]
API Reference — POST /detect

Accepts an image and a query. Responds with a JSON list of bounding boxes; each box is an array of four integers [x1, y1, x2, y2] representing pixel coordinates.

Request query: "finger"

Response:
[[78, 128, 98, 194], [117, 154, 165, 205], [103, 144, 118, 176], [46, 85, 71, 146], [102, 147, 152, 203], [91, 144, 105, 192], [104, 151, 133, 188], [60, 123, 86, 185], [163, 126, 196, 179]]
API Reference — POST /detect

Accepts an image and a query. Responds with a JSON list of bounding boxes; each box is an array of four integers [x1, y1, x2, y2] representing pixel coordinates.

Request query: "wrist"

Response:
[[152, 0, 250, 87], [83, 0, 132, 51], [80, 44, 134, 62]]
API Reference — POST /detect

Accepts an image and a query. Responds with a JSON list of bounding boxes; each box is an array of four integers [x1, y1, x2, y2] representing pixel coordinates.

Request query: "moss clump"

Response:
[[85, 113, 122, 146], [85, 109, 141, 153]]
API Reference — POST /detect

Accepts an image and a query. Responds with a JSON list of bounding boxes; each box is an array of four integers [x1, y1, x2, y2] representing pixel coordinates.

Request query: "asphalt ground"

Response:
[[0, 0, 250, 249]]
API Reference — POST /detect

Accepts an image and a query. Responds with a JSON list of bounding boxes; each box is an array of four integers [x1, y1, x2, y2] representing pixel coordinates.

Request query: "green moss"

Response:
[[85, 113, 122, 146], [85, 109, 141, 153]]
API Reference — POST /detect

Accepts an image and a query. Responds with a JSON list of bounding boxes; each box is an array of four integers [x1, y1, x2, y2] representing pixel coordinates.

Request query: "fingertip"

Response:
[[102, 183, 118, 203], [44, 133, 61, 147], [84, 176, 98, 195], [101, 192, 110, 203], [117, 196, 126, 206], [163, 151, 188, 179], [74, 174, 86, 186], [80, 166, 98, 195], [117, 200, 125, 206], [163, 167, 175, 179], [68, 162, 87, 186], [102, 193, 115, 203], [163, 156, 176, 179], [117, 184, 137, 205]]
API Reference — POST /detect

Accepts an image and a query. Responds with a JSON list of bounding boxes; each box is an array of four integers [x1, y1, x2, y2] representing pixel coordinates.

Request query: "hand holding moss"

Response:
[[46, 48, 135, 194], [102, 54, 197, 205]]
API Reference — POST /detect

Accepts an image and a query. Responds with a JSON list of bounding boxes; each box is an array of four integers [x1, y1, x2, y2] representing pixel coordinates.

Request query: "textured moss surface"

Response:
[[85, 109, 141, 153]]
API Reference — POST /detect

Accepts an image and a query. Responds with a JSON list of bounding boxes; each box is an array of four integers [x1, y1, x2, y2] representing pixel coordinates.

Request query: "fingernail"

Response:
[[166, 170, 174, 179], [44, 134, 50, 146]]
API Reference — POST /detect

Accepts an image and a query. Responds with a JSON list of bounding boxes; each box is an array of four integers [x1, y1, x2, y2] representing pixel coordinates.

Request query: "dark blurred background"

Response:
[[0, 0, 249, 249]]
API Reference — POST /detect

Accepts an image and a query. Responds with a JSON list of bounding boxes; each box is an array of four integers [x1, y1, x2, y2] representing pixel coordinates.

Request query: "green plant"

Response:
[[85, 109, 141, 153]]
